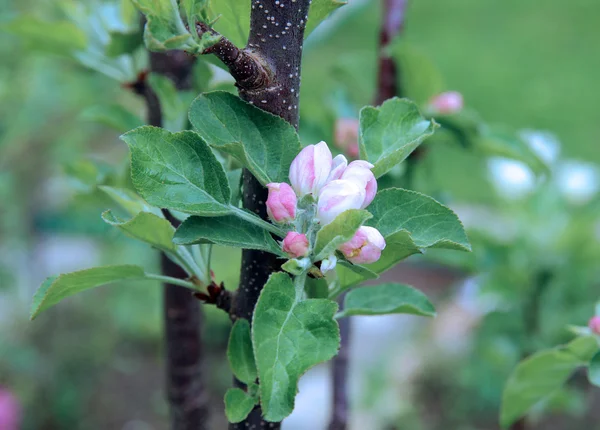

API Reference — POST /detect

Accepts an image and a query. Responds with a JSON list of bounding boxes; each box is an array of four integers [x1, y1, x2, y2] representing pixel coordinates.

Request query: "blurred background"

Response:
[[1, 0, 600, 429]]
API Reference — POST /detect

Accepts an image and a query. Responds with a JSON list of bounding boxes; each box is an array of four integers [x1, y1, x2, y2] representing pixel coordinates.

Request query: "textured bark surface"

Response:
[[143, 50, 210, 430], [223, 0, 311, 427]]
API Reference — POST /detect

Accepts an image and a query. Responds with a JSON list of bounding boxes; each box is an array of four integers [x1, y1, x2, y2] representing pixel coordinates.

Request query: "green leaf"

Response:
[[30, 265, 146, 320], [305, 0, 347, 37], [105, 30, 143, 57], [102, 210, 176, 253], [588, 350, 600, 387], [336, 260, 379, 289], [63, 159, 114, 193], [359, 98, 437, 178], [337, 283, 435, 318], [99, 186, 163, 218], [369, 188, 470, 266], [182, 0, 210, 34], [228, 319, 258, 384], [227, 168, 243, 206], [252, 273, 340, 421], [189, 91, 302, 185], [210, 0, 251, 47], [500, 336, 598, 428], [224, 388, 257, 423], [132, 0, 194, 52], [312, 210, 372, 261], [122, 126, 232, 216], [174, 215, 282, 255], [340, 188, 470, 287], [80, 104, 144, 132], [388, 40, 445, 105], [2, 17, 87, 55]]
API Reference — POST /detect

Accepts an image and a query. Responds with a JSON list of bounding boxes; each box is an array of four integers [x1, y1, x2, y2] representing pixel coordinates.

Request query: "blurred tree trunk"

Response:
[[141, 50, 210, 430], [328, 1, 410, 429]]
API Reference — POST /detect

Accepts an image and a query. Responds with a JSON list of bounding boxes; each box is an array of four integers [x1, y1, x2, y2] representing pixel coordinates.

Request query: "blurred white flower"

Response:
[[555, 160, 600, 204], [520, 130, 561, 166], [487, 157, 536, 199]]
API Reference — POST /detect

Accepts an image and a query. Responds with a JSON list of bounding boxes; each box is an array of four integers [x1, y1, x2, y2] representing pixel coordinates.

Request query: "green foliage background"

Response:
[[1, 0, 600, 429]]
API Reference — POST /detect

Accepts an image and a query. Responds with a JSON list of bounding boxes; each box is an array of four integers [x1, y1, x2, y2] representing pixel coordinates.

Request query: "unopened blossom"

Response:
[[282, 232, 309, 258], [320, 254, 337, 273], [334, 118, 360, 159], [266, 182, 297, 223], [589, 316, 600, 335], [340, 160, 377, 208], [0, 388, 21, 430], [338, 226, 386, 264], [327, 154, 348, 182], [316, 179, 366, 225], [429, 91, 463, 115], [289, 141, 333, 196]]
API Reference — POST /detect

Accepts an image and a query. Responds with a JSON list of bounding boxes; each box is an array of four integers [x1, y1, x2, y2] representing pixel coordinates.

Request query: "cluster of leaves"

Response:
[[29, 85, 471, 421]]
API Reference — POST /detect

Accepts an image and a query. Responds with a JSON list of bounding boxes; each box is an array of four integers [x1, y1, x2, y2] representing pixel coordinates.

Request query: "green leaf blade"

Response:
[[337, 283, 435, 318], [30, 265, 146, 320], [312, 209, 372, 261], [500, 336, 598, 428], [102, 210, 176, 253], [122, 126, 231, 216], [359, 98, 437, 178], [252, 273, 340, 422], [228, 319, 258, 385], [367, 188, 470, 271], [189, 91, 302, 185], [588, 350, 600, 387], [224, 388, 257, 423], [173, 215, 282, 255], [305, 0, 347, 37]]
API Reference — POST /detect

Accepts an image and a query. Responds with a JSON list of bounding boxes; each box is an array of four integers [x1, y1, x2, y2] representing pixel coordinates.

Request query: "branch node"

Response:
[[195, 22, 272, 91]]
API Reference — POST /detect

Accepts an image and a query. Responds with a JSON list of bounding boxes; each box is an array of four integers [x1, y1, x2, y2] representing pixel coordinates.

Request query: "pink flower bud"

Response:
[[0, 388, 21, 430], [340, 160, 377, 208], [338, 226, 386, 264], [429, 91, 464, 115], [589, 316, 600, 335], [289, 141, 333, 196], [266, 182, 297, 223], [282, 232, 309, 258], [316, 179, 366, 225], [334, 118, 360, 159], [327, 154, 348, 182]]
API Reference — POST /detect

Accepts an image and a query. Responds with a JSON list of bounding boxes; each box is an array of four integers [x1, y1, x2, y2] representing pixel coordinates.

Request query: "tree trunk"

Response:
[[227, 0, 311, 427]]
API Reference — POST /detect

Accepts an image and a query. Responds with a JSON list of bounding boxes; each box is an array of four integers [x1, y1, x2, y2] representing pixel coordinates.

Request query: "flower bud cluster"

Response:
[[266, 141, 386, 271]]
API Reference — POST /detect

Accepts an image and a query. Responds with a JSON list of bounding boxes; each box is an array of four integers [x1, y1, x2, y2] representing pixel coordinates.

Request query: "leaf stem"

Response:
[[293, 271, 308, 300], [145, 273, 199, 290], [231, 206, 286, 237]]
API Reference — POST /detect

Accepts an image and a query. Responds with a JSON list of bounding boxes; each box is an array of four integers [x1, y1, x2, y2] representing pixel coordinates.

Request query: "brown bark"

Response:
[[197, 0, 311, 427]]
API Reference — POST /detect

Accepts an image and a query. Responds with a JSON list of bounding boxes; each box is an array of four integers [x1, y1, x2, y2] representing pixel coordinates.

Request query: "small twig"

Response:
[[195, 22, 271, 91], [194, 281, 233, 316]]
